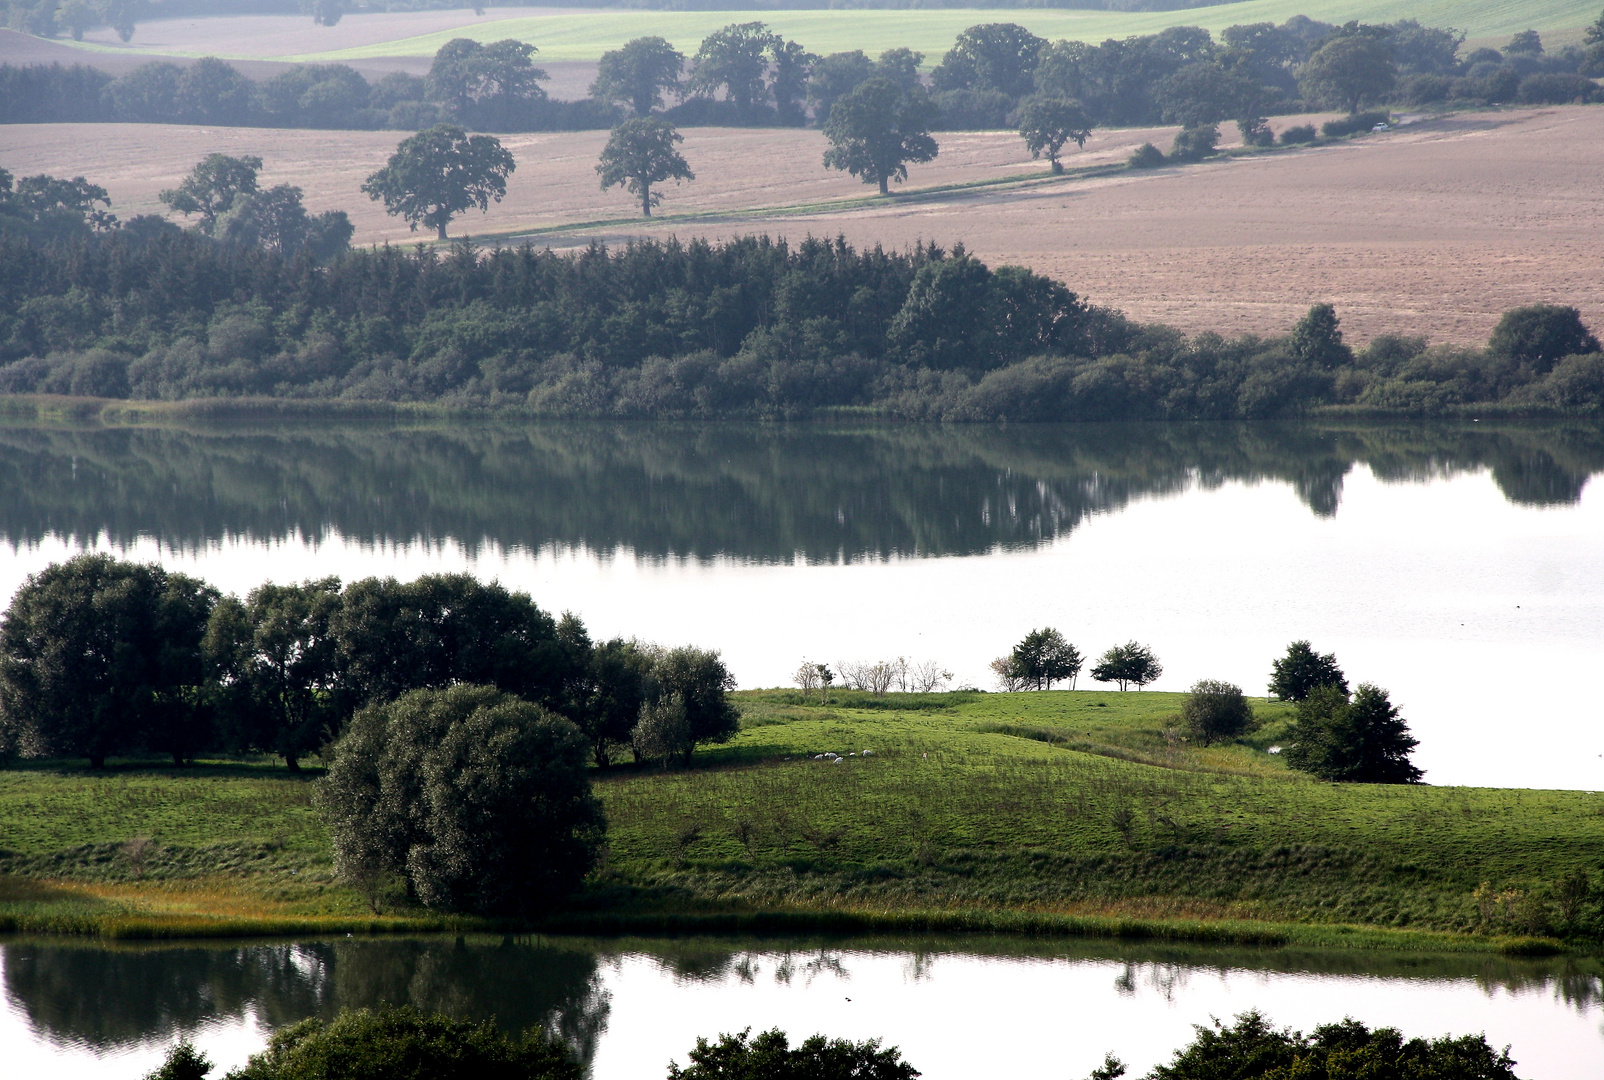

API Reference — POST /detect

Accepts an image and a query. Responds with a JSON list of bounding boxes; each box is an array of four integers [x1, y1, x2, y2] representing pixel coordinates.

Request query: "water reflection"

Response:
[[1, 420, 1600, 563]]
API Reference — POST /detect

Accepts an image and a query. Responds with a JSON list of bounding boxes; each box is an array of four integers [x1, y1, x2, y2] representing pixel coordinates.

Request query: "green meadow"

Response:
[[55, 0, 1599, 64], [1, 688, 1600, 950]]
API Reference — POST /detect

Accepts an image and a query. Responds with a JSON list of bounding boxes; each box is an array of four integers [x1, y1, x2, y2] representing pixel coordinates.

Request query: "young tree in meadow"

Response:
[[1090, 641, 1162, 691], [688, 21, 777, 113], [1297, 35, 1395, 114], [159, 153, 263, 233], [591, 36, 686, 116], [1010, 627, 1082, 689], [597, 116, 694, 217], [1284, 683, 1423, 783], [362, 124, 515, 240], [822, 78, 938, 196], [1268, 640, 1348, 701], [1014, 95, 1092, 173]]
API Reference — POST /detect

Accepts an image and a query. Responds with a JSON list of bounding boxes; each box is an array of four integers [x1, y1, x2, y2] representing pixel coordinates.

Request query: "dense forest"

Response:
[[2, 13, 1599, 131], [1, 228, 1601, 419]]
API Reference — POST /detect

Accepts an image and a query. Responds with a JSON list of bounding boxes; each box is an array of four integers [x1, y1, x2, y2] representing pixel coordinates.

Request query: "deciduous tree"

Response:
[[1014, 95, 1093, 173], [1090, 641, 1162, 691], [1284, 683, 1423, 783], [1009, 627, 1082, 689], [822, 78, 938, 196], [688, 22, 776, 113], [159, 153, 263, 233], [597, 116, 694, 217], [426, 37, 548, 125], [667, 1028, 920, 1080], [590, 35, 685, 116], [635, 645, 739, 765], [1268, 640, 1348, 701], [362, 124, 516, 239], [1298, 35, 1395, 114], [932, 22, 1047, 99]]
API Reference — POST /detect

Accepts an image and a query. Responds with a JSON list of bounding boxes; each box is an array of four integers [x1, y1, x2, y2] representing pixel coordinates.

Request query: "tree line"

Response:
[[5, 12, 1599, 133], [140, 1004, 1523, 1080], [1, 218, 1602, 418], [0, 554, 739, 772]]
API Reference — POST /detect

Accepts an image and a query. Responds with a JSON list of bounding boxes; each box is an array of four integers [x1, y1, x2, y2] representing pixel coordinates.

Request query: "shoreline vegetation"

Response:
[[2, 688, 1600, 956]]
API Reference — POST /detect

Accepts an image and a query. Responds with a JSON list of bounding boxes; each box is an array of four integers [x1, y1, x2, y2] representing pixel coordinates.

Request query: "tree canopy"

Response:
[[426, 37, 548, 126], [1284, 683, 1423, 783], [1269, 640, 1348, 701], [362, 124, 516, 239], [1014, 95, 1093, 173], [1009, 627, 1082, 690], [1180, 679, 1255, 745], [317, 684, 605, 915], [597, 117, 695, 217], [687, 21, 776, 114], [591, 36, 684, 117], [822, 78, 938, 196], [1298, 35, 1396, 113], [159, 153, 263, 232], [1090, 642, 1162, 691], [932, 22, 1046, 99], [668, 1028, 920, 1080]]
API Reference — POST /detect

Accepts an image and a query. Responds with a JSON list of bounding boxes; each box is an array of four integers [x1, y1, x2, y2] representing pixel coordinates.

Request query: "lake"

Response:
[[3, 417, 1601, 789], [3, 934, 1601, 1079]]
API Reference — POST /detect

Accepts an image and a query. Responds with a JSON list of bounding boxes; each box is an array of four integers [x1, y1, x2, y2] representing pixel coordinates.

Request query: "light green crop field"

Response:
[[56, 0, 1600, 64], [1, 688, 1601, 949]]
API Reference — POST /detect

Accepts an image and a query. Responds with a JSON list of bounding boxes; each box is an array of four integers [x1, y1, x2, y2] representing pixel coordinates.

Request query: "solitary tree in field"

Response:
[[1180, 679, 1256, 745], [1014, 95, 1093, 174], [1268, 640, 1348, 701], [822, 78, 938, 196], [1297, 35, 1395, 114], [1284, 683, 1423, 783], [597, 117, 694, 217], [159, 153, 263, 232], [591, 35, 686, 116], [363, 124, 516, 240], [1090, 641, 1162, 691]]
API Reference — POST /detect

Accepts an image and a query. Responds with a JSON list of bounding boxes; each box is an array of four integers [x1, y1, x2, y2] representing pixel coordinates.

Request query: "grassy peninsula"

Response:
[[1, 688, 1600, 953]]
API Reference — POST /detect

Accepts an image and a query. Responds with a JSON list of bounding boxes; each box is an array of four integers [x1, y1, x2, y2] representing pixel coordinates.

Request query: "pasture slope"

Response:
[[5, 105, 1602, 343], [1, 689, 1601, 953], [53, 0, 1604, 64]]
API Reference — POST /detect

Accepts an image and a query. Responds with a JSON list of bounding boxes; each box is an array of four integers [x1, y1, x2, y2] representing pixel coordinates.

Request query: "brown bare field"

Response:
[[4, 106, 1602, 343]]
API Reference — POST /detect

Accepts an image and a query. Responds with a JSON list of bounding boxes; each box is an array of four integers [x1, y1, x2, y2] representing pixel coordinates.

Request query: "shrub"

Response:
[[1237, 117, 1274, 147], [1278, 124, 1317, 144], [1517, 72, 1597, 104], [1127, 142, 1165, 168], [225, 1007, 580, 1080], [1180, 679, 1255, 745], [316, 684, 605, 916], [667, 1028, 920, 1080], [1319, 110, 1390, 138], [1168, 124, 1219, 161]]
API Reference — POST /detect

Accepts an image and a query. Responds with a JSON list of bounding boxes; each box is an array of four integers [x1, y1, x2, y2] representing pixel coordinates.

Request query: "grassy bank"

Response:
[[1, 689, 1600, 951]]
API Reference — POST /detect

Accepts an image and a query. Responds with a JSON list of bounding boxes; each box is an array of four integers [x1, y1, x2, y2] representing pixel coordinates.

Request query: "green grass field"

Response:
[[2, 688, 1601, 948], [57, 0, 1602, 64]]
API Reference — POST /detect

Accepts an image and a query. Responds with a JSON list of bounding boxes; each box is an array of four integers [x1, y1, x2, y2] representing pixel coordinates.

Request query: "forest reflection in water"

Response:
[[0, 419, 1600, 562], [2, 935, 1601, 1079]]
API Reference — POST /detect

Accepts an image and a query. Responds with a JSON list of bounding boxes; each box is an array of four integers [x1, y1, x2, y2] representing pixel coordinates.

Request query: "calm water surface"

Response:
[[2, 935, 1600, 1079], [4, 419, 1603, 789]]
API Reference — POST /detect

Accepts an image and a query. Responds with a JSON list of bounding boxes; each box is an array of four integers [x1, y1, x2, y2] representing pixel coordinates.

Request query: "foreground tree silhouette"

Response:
[[1015, 95, 1093, 173], [822, 78, 937, 195], [597, 117, 694, 217], [362, 124, 515, 240], [591, 35, 685, 116], [668, 1028, 920, 1080]]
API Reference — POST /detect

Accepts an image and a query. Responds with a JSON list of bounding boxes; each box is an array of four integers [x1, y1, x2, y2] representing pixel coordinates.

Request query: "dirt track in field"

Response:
[[3, 106, 1601, 344]]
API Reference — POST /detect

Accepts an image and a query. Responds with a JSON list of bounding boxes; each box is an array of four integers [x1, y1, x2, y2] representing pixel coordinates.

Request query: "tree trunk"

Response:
[[878, 175, 889, 196], [285, 752, 300, 773], [89, 753, 105, 769], [641, 185, 652, 217], [172, 751, 186, 767], [436, 222, 448, 241]]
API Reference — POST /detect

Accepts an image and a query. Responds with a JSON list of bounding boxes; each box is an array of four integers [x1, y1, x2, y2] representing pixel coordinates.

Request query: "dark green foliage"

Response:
[[0, 167, 116, 243], [933, 22, 1046, 99], [822, 78, 938, 196], [1279, 124, 1317, 144], [667, 1028, 919, 1080], [639, 646, 740, 765], [1319, 111, 1391, 138], [1487, 305, 1601, 374], [426, 38, 548, 129], [1090, 642, 1162, 691], [1127, 143, 1166, 168], [145, 1041, 211, 1080], [1290, 303, 1353, 370], [1143, 1010, 1519, 1080], [597, 117, 695, 217], [0, 554, 217, 768], [1269, 641, 1348, 702], [227, 1006, 580, 1080], [317, 685, 605, 915], [1154, 61, 1262, 128], [1168, 124, 1218, 162], [159, 153, 264, 233], [1504, 30, 1543, 56], [1009, 628, 1081, 690], [573, 637, 656, 767], [1285, 684, 1423, 785], [363, 124, 516, 240], [1299, 35, 1396, 114], [808, 48, 919, 126], [591, 36, 685, 117], [685, 21, 807, 121], [1180, 679, 1255, 745]]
